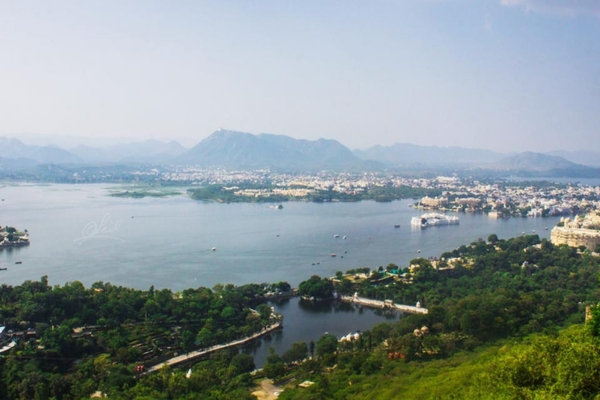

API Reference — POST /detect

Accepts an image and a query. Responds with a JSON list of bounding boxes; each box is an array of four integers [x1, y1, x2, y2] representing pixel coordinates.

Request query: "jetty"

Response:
[[340, 294, 428, 314], [145, 321, 282, 374]]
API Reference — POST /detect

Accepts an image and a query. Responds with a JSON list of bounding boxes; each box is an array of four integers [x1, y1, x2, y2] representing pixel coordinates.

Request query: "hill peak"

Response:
[[183, 130, 371, 171]]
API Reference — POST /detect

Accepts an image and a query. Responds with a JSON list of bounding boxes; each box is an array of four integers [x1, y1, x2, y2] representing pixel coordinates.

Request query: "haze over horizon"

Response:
[[1, 1, 599, 153]]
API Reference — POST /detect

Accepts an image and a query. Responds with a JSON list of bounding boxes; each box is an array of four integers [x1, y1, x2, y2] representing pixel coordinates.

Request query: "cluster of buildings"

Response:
[[415, 179, 600, 218], [160, 168, 390, 196], [135, 167, 600, 217]]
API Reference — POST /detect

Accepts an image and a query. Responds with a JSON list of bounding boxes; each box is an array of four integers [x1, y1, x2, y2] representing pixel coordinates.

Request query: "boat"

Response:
[[343, 236, 347, 239], [0, 267, 7, 271], [15, 261, 22, 264], [211, 247, 216, 251], [334, 234, 340, 238], [394, 224, 400, 228], [331, 254, 337, 257], [410, 213, 459, 228]]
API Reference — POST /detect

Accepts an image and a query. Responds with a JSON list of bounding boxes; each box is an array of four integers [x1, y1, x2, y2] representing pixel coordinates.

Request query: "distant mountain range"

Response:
[[1, 131, 599, 177], [0, 137, 185, 165], [547, 150, 600, 168], [485, 152, 600, 178], [353, 143, 600, 176], [353, 143, 505, 166], [489, 152, 578, 171], [0, 137, 82, 164], [70, 140, 186, 163]]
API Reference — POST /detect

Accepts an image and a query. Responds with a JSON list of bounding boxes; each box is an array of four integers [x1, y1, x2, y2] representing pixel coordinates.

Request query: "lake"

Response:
[[0, 183, 561, 366], [0, 183, 560, 290]]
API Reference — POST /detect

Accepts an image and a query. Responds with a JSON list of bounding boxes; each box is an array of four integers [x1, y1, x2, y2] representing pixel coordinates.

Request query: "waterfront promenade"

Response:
[[340, 295, 428, 314], [145, 321, 282, 373]]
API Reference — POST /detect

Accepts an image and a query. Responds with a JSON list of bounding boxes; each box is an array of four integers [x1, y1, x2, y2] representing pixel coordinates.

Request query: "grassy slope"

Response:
[[343, 347, 500, 400], [337, 324, 597, 400]]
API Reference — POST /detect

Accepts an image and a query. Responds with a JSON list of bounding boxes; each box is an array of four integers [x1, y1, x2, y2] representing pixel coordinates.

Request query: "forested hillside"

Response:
[[0, 280, 287, 399]]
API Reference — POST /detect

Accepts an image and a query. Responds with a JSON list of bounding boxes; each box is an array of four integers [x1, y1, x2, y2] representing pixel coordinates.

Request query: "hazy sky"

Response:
[[1, 1, 599, 152]]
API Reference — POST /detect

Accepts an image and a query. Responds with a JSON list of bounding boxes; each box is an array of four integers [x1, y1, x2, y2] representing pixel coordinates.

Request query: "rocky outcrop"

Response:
[[550, 212, 600, 249]]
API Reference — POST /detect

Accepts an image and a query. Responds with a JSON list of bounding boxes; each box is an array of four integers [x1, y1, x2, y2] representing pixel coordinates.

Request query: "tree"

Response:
[[298, 275, 334, 299], [273, 281, 291, 292], [315, 334, 338, 358], [488, 233, 499, 244], [263, 348, 285, 380], [230, 353, 255, 375], [338, 278, 353, 295], [371, 323, 392, 344], [256, 304, 272, 321], [181, 329, 195, 354], [282, 342, 308, 365]]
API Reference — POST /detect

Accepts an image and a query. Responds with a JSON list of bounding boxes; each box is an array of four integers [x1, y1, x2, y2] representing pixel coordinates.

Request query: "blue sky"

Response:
[[1, 0, 599, 152]]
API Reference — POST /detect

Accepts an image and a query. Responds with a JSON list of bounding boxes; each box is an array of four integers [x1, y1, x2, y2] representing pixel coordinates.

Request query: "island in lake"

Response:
[[0, 225, 30, 249]]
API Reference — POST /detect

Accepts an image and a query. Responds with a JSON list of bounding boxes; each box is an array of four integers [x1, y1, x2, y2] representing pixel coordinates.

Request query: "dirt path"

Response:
[[251, 379, 281, 400]]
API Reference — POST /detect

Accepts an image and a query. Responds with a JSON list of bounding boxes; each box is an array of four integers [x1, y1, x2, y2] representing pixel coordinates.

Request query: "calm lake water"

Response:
[[0, 183, 561, 366], [248, 298, 400, 367], [0, 183, 560, 290]]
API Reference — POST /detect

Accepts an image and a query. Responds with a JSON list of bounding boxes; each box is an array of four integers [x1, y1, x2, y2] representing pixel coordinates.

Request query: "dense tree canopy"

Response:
[[0, 279, 283, 399], [298, 275, 334, 299]]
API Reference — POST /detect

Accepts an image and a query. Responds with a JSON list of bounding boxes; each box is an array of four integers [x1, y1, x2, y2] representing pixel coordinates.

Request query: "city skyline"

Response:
[[1, 1, 599, 152]]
